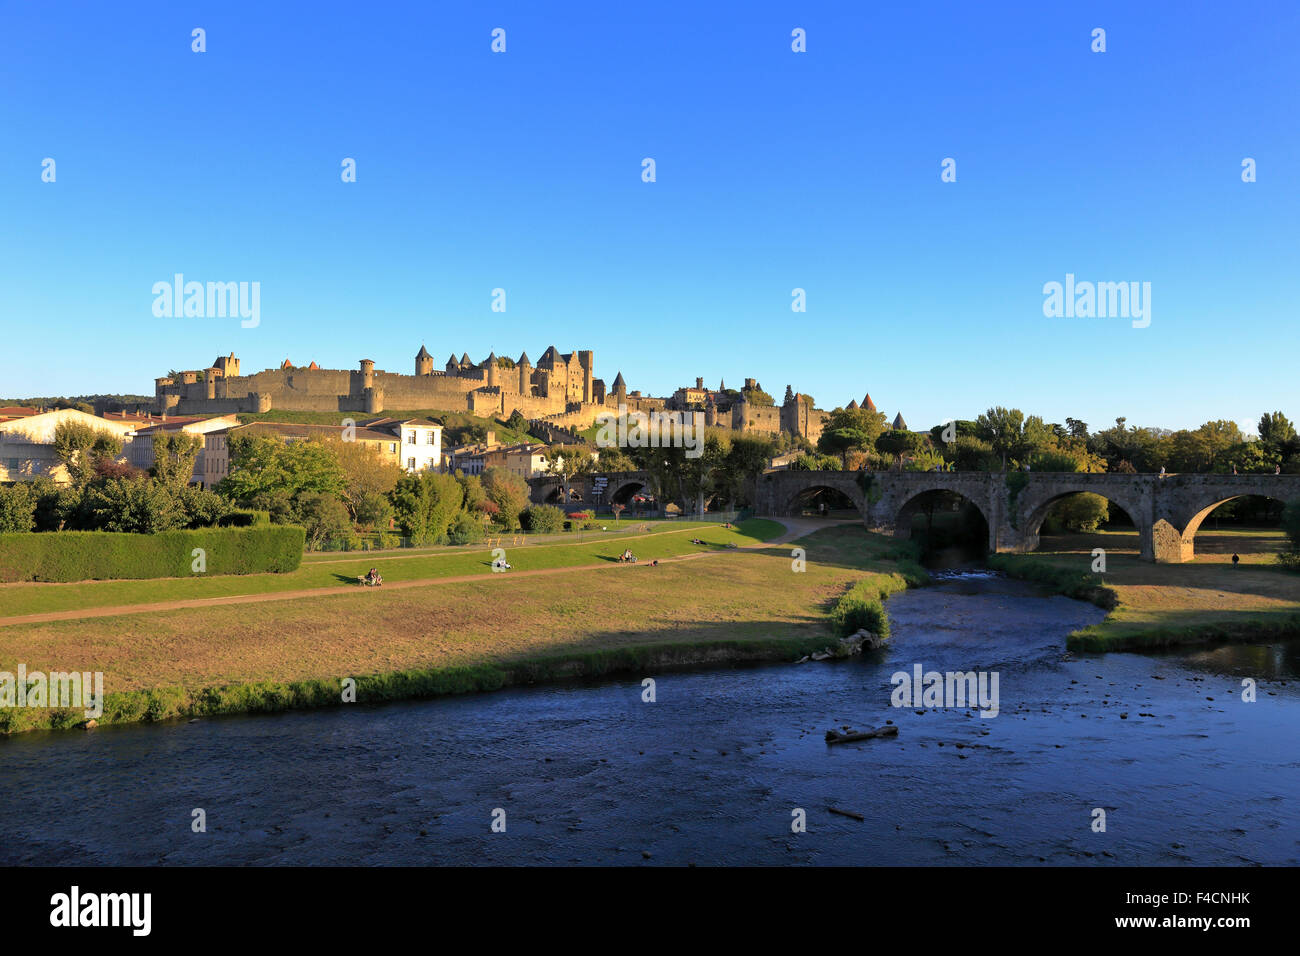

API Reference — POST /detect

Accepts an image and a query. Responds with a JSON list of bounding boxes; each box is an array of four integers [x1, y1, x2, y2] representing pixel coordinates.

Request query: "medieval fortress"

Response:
[[153, 348, 842, 442]]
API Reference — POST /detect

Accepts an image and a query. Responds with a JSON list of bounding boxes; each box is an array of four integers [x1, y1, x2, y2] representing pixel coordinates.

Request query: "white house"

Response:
[[382, 418, 442, 473]]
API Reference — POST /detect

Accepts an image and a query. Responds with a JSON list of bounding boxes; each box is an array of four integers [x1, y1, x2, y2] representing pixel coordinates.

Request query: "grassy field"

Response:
[[0, 522, 924, 733], [0, 520, 770, 620], [992, 528, 1300, 651]]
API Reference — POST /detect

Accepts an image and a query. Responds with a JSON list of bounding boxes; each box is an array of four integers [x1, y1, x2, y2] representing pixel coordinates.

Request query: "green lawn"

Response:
[[991, 540, 1300, 651], [0, 519, 784, 620]]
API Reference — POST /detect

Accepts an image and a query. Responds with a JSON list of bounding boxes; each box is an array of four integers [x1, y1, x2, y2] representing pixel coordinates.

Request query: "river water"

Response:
[[1, 573, 1297, 865]]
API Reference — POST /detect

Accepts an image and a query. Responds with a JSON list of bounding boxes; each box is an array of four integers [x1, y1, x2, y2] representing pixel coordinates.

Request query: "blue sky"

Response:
[[2, 1, 1297, 434]]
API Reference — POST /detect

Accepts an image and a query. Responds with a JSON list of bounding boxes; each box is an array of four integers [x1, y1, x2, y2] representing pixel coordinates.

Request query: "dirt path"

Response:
[[0, 518, 818, 628]]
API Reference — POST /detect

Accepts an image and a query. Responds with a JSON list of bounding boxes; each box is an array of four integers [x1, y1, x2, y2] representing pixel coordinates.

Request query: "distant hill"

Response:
[[0, 395, 153, 414]]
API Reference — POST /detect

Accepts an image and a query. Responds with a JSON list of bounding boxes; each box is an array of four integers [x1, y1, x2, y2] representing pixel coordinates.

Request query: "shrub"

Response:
[[0, 484, 36, 533], [448, 512, 486, 545], [829, 580, 891, 639], [522, 504, 564, 534], [1279, 500, 1300, 571], [218, 509, 271, 527], [0, 525, 305, 582], [299, 492, 354, 551]]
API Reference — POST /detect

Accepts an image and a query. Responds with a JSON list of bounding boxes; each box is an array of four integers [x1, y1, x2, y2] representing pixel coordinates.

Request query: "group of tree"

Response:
[[0, 421, 228, 533], [801, 405, 1299, 478]]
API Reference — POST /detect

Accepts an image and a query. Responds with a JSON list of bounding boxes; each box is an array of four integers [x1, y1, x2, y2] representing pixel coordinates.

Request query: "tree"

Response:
[[152, 432, 202, 488], [611, 502, 625, 522], [1064, 418, 1090, 441], [448, 511, 486, 545], [0, 483, 36, 533], [298, 493, 354, 550], [715, 434, 775, 507], [679, 432, 728, 515], [76, 478, 184, 533], [1045, 493, 1110, 533], [974, 407, 1025, 470], [594, 447, 637, 473], [482, 466, 530, 530], [817, 407, 888, 468], [392, 471, 463, 544], [221, 435, 346, 505], [178, 485, 231, 528], [504, 409, 528, 433], [789, 452, 842, 471], [545, 446, 594, 501], [1259, 412, 1297, 460], [52, 420, 123, 486], [354, 491, 393, 529], [333, 440, 403, 521], [876, 430, 932, 468]]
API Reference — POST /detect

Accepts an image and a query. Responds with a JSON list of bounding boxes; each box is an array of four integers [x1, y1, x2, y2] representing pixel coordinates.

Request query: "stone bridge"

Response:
[[754, 470, 1300, 563], [528, 471, 654, 508]]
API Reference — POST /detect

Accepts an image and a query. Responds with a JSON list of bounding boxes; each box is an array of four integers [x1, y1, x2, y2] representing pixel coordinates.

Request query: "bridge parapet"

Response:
[[759, 469, 1300, 563]]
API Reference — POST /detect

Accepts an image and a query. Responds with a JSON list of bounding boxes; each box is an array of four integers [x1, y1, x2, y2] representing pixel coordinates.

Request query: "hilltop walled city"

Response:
[[148, 346, 897, 442]]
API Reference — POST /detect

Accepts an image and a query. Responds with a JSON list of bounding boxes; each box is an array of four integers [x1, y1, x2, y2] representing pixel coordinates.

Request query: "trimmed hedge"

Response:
[[0, 525, 305, 582]]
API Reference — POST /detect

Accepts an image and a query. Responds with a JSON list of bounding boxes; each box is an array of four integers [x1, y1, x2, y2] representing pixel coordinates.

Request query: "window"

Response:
[[5, 458, 19, 470], [407, 432, 416, 444], [407, 458, 416, 470], [426, 432, 435, 445], [389, 443, 397, 453]]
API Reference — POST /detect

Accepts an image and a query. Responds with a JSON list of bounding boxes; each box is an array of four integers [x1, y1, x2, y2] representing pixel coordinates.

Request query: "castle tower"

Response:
[[213, 353, 240, 378], [578, 350, 594, 404], [484, 351, 498, 388], [365, 387, 385, 415], [416, 345, 433, 376], [612, 371, 627, 402], [446, 353, 459, 375], [360, 359, 375, 391], [204, 367, 220, 400], [517, 351, 532, 395]]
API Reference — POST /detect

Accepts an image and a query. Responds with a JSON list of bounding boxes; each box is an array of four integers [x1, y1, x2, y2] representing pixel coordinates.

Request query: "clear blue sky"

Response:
[[2, 1, 1297, 434]]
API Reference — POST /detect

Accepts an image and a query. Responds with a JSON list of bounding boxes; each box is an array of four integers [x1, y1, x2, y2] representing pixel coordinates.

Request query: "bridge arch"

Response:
[[784, 483, 865, 518], [608, 479, 649, 506], [1015, 481, 1151, 559], [892, 486, 994, 550], [1170, 493, 1289, 563]]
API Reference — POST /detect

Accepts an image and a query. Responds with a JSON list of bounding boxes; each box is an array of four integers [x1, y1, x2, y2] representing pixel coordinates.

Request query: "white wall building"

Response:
[[0, 408, 139, 484]]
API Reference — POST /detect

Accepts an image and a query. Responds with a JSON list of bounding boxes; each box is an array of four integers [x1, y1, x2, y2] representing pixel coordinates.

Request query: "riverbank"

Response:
[[0, 522, 925, 735], [990, 549, 1300, 651]]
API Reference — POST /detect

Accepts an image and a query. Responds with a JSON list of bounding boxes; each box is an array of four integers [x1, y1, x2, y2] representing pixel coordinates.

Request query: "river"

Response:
[[1, 572, 1297, 865]]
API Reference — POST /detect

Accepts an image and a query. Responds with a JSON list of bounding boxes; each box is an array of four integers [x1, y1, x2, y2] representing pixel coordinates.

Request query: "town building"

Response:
[[0, 408, 142, 484]]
